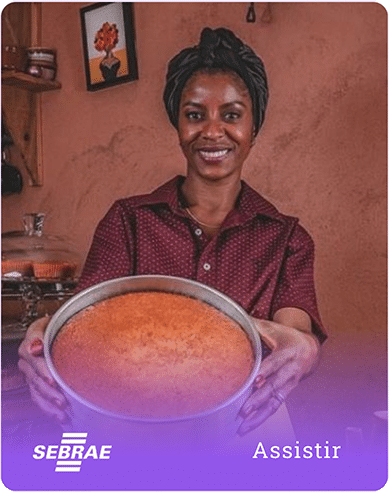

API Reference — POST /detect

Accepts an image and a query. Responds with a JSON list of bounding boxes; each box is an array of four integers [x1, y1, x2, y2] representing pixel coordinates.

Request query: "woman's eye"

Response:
[[224, 112, 241, 121], [185, 111, 203, 121]]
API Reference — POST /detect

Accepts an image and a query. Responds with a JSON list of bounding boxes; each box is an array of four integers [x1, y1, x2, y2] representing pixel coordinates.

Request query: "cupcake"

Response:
[[1, 259, 33, 277], [33, 261, 77, 280]]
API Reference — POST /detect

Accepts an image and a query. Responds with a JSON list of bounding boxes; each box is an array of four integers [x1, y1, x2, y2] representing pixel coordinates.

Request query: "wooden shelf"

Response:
[[2, 70, 61, 92]]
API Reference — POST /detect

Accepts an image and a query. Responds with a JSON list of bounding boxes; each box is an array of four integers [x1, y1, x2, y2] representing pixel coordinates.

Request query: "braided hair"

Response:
[[163, 27, 268, 136]]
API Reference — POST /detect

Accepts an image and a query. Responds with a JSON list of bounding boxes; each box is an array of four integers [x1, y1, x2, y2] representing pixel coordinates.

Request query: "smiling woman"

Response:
[[18, 27, 325, 448]]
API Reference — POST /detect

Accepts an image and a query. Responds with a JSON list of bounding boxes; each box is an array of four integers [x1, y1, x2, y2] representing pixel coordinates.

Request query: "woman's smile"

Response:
[[197, 147, 231, 162], [178, 71, 254, 181]]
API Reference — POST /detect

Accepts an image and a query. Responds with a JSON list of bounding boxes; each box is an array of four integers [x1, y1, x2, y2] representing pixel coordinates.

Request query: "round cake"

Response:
[[51, 291, 254, 419]]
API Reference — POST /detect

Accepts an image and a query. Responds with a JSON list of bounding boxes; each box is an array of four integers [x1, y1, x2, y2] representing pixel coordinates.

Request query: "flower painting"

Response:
[[94, 22, 120, 82], [80, 3, 138, 91]]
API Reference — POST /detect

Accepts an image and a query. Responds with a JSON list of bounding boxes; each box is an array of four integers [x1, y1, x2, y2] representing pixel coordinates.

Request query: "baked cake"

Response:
[[51, 291, 254, 418]]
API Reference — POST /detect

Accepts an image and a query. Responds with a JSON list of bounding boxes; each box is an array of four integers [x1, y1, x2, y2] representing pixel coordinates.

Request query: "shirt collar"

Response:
[[132, 175, 287, 225], [233, 181, 287, 224], [131, 175, 185, 212]]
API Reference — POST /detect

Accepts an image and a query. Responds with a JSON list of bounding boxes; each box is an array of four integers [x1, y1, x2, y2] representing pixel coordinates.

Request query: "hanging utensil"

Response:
[[2, 151, 23, 196], [246, 2, 256, 22]]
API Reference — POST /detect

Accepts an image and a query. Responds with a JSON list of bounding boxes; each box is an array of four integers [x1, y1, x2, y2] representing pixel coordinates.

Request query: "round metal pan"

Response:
[[44, 275, 262, 450]]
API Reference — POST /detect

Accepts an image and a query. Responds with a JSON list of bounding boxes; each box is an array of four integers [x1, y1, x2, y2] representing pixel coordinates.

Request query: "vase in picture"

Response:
[[99, 48, 120, 82]]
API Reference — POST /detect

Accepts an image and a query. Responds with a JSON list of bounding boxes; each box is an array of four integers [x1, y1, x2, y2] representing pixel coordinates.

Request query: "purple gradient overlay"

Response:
[[2, 422, 387, 491]]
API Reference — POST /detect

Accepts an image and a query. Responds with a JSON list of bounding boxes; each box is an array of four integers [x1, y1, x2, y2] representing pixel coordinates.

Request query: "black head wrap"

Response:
[[163, 27, 268, 136]]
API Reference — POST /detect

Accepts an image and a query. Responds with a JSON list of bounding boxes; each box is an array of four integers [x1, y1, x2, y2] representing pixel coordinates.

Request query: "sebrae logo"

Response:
[[32, 432, 112, 472]]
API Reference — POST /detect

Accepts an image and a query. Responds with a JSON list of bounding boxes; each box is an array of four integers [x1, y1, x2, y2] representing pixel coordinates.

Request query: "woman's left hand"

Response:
[[238, 315, 320, 436]]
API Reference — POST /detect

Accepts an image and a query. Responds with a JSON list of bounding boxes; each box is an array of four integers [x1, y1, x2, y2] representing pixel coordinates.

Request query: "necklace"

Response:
[[184, 207, 221, 229]]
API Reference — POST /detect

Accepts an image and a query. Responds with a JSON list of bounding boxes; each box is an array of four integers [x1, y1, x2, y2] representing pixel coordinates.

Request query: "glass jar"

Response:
[[26, 47, 57, 80]]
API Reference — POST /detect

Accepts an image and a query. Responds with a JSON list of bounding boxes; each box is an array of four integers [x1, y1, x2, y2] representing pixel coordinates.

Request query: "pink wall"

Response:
[[2, 3, 387, 442]]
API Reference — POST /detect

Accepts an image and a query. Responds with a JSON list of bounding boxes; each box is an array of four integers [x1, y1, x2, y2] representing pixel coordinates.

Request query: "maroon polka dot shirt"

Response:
[[77, 176, 326, 344]]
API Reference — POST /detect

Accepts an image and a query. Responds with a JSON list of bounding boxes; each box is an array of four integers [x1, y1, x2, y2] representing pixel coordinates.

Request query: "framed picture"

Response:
[[80, 2, 138, 91]]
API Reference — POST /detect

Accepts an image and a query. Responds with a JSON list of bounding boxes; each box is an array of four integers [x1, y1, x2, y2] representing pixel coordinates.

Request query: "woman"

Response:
[[18, 27, 325, 439]]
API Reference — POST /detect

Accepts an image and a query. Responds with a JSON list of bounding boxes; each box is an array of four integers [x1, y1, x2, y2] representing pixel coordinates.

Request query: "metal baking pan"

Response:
[[44, 275, 262, 450]]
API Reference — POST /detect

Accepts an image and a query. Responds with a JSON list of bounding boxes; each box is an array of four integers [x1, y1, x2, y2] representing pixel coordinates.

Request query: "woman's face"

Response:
[[178, 71, 254, 182]]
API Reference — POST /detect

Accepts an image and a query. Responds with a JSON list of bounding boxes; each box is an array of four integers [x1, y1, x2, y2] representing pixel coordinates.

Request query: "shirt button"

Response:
[[195, 228, 202, 236], [203, 263, 211, 271]]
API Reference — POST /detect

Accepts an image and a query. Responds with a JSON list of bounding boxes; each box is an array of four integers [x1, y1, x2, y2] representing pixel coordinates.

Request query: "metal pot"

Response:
[[44, 276, 262, 451]]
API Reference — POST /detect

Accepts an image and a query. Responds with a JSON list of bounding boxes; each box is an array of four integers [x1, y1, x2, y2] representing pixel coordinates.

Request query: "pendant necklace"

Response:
[[184, 207, 221, 230]]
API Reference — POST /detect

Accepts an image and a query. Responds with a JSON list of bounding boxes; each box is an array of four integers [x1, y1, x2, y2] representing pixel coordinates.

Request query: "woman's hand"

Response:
[[18, 316, 69, 423], [238, 312, 320, 436]]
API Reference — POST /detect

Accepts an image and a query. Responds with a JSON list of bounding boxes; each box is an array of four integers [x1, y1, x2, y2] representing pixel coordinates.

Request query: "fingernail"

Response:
[[254, 381, 266, 389], [45, 376, 56, 387], [31, 338, 43, 347], [246, 409, 259, 420], [237, 425, 252, 437], [30, 342, 42, 351], [54, 414, 69, 425], [30, 339, 43, 355], [241, 405, 253, 417], [54, 398, 66, 409]]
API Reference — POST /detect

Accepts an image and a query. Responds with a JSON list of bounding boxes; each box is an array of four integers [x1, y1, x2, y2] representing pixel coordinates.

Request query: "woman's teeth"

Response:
[[199, 149, 229, 159]]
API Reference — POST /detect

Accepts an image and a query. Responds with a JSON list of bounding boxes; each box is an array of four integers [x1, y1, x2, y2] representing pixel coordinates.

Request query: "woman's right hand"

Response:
[[18, 316, 69, 423]]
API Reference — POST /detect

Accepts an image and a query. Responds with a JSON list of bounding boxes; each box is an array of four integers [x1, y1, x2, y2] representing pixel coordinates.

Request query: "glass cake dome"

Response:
[[2, 213, 80, 280]]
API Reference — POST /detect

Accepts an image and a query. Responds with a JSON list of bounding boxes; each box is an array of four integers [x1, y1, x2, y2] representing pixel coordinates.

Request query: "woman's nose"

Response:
[[201, 118, 225, 139]]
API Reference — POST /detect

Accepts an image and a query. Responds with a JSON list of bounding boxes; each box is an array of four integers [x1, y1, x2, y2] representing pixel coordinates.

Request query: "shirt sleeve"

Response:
[[271, 224, 327, 343], [76, 201, 134, 293]]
